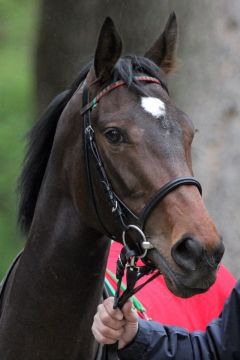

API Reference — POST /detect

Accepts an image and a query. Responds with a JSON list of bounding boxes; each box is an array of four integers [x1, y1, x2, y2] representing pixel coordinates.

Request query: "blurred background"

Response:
[[1, 0, 240, 280]]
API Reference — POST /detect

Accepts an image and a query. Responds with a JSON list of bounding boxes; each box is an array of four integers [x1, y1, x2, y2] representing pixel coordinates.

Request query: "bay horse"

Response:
[[0, 14, 224, 360]]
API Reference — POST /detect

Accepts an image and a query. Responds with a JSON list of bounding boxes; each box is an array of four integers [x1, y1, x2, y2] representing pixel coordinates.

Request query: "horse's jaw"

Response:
[[147, 248, 218, 298]]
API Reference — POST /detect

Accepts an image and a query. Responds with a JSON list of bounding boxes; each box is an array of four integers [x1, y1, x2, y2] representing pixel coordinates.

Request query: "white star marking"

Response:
[[141, 97, 166, 118]]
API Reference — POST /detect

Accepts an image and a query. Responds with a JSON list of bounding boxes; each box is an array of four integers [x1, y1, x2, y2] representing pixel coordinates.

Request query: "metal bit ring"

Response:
[[122, 224, 153, 258]]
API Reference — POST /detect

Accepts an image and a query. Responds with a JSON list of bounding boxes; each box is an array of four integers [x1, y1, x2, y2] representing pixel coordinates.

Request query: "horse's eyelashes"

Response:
[[104, 127, 126, 144]]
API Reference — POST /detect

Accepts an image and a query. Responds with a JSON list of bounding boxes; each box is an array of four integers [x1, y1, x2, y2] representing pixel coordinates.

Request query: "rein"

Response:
[[81, 75, 202, 359]]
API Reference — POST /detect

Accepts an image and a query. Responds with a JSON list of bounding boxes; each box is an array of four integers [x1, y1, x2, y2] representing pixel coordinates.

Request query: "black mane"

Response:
[[18, 55, 164, 235]]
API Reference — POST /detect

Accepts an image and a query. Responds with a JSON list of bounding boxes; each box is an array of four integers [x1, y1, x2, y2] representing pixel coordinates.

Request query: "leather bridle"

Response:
[[81, 75, 202, 359], [81, 75, 202, 259]]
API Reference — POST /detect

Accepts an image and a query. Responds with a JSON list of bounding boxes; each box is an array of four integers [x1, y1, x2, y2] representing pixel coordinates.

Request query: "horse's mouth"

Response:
[[148, 249, 217, 298], [163, 272, 216, 298]]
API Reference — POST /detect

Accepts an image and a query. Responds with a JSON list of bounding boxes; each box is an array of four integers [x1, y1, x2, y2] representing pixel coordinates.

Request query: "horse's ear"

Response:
[[144, 12, 178, 74], [94, 17, 122, 82]]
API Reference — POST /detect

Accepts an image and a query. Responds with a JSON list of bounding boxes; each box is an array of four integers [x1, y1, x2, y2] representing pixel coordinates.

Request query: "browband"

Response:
[[80, 76, 161, 115]]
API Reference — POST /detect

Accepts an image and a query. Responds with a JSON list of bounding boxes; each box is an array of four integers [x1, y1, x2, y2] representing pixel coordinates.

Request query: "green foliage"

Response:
[[0, 0, 37, 279]]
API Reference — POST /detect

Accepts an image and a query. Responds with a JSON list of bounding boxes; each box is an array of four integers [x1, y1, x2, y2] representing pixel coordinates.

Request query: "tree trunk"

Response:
[[35, 0, 170, 113], [169, 0, 240, 278]]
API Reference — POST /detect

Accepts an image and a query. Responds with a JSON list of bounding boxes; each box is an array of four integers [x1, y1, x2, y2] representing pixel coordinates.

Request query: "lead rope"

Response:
[[113, 247, 161, 309], [105, 246, 161, 360], [105, 270, 148, 318]]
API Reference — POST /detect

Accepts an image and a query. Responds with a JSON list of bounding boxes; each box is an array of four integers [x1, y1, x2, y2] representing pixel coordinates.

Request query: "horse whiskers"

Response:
[[201, 251, 219, 269]]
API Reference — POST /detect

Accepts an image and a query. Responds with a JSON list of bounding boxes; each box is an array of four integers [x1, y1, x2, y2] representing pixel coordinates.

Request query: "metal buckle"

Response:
[[112, 200, 118, 213], [85, 125, 94, 140]]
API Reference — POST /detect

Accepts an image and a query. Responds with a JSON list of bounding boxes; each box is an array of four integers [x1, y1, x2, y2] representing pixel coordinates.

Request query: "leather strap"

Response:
[[82, 81, 202, 241], [139, 177, 202, 229]]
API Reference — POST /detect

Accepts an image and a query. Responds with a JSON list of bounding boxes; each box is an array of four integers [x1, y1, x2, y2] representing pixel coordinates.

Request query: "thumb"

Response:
[[121, 299, 138, 323], [118, 300, 139, 350]]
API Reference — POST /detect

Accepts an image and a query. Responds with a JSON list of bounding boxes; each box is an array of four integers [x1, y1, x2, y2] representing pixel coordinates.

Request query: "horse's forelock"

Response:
[[113, 56, 168, 95]]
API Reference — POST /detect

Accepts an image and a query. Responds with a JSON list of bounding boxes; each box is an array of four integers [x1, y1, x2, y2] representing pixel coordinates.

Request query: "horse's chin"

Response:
[[147, 249, 217, 298], [163, 274, 216, 298]]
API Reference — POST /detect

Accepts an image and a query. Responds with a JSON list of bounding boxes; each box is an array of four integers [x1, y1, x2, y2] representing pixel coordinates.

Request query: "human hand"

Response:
[[92, 297, 138, 349]]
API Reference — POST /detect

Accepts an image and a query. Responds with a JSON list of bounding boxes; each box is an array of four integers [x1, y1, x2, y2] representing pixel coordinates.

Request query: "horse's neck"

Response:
[[0, 179, 110, 360]]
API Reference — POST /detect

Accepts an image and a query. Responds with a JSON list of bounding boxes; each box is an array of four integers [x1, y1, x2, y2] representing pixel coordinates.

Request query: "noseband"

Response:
[[81, 75, 202, 257]]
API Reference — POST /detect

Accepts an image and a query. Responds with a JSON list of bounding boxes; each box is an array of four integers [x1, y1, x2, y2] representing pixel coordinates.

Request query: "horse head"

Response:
[[65, 14, 224, 298]]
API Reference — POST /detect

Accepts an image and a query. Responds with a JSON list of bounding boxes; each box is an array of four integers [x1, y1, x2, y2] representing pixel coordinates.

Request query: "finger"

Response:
[[103, 297, 124, 321], [94, 313, 125, 338], [98, 305, 125, 330], [121, 300, 138, 323], [92, 315, 124, 343], [92, 326, 117, 345]]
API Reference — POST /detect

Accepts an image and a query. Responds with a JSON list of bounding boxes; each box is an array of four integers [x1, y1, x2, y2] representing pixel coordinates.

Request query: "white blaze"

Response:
[[141, 97, 166, 118]]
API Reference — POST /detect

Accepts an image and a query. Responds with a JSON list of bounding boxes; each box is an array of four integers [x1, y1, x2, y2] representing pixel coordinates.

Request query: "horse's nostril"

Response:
[[171, 236, 203, 271], [213, 241, 225, 265]]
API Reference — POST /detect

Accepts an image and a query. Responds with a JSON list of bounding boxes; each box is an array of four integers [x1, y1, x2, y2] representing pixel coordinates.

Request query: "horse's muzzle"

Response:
[[171, 235, 225, 272]]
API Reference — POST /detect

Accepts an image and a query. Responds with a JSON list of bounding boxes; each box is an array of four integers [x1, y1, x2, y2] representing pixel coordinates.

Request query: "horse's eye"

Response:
[[104, 128, 124, 144]]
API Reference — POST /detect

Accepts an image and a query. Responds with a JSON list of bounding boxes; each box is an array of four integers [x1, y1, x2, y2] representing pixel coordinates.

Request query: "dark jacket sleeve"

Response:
[[118, 280, 240, 360]]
